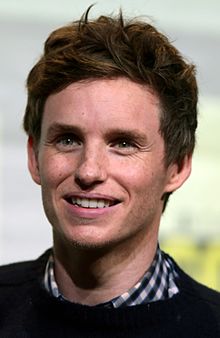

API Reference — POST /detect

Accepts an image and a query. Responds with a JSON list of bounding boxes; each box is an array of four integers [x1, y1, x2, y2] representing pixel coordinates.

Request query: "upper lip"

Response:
[[63, 192, 121, 203]]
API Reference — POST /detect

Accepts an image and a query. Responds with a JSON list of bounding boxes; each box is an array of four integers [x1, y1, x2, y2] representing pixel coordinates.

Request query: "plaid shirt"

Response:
[[44, 246, 179, 307]]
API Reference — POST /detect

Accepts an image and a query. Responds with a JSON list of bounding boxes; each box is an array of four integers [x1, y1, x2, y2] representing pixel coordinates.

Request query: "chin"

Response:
[[54, 226, 120, 252]]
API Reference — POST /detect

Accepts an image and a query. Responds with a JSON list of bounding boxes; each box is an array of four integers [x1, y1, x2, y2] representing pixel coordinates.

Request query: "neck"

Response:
[[53, 230, 158, 306]]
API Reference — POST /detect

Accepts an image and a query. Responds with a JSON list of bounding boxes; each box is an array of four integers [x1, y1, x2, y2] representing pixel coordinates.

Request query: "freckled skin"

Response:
[[28, 78, 191, 254]]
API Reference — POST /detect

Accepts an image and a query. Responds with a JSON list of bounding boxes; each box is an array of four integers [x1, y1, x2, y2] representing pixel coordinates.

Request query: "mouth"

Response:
[[65, 197, 120, 209]]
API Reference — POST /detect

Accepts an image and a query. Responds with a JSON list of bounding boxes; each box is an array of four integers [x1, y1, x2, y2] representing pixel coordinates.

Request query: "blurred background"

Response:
[[0, 0, 219, 289]]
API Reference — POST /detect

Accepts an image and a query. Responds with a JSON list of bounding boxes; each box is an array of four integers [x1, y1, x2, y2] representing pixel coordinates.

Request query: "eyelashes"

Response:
[[46, 134, 142, 155], [44, 126, 150, 156], [56, 134, 82, 149]]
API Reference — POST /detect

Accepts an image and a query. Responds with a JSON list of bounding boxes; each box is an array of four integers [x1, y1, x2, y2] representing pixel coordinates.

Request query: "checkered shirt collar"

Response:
[[44, 246, 179, 307]]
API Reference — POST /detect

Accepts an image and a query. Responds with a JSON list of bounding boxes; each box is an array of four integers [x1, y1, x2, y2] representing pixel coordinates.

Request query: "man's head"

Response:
[[23, 7, 198, 168]]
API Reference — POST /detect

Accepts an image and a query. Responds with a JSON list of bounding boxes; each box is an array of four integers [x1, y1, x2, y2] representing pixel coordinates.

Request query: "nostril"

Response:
[[74, 161, 107, 187], [74, 151, 107, 184], [74, 176, 103, 189]]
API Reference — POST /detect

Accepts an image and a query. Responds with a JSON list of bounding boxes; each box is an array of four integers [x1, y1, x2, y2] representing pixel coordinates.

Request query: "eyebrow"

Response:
[[45, 122, 148, 143], [104, 129, 148, 144], [46, 123, 84, 139]]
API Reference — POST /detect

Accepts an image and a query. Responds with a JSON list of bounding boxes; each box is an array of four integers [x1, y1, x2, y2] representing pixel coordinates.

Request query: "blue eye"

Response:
[[59, 137, 75, 146], [111, 138, 138, 155], [56, 134, 82, 150], [117, 140, 133, 148]]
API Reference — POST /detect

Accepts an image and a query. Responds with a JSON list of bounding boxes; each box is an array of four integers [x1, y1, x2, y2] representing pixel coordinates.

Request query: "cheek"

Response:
[[39, 153, 73, 187], [115, 158, 151, 189], [118, 160, 166, 203]]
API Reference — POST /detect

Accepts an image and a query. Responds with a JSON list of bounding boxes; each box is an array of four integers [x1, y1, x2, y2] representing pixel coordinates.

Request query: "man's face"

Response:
[[28, 78, 190, 251]]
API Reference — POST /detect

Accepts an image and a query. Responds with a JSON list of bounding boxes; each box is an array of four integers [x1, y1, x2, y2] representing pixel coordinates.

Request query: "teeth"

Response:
[[77, 197, 81, 205], [82, 198, 89, 208], [89, 199, 98, 208], [97, 199, 110, 208], [71, 197, 111, 208]]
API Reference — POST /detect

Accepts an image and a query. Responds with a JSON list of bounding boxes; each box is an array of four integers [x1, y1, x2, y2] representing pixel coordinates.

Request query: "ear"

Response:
[[27, 136, 41, 185], [164, 154, 192, 194]]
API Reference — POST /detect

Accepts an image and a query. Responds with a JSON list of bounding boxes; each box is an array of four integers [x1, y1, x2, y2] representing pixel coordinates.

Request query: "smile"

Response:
[[69, 197, 117, 209]]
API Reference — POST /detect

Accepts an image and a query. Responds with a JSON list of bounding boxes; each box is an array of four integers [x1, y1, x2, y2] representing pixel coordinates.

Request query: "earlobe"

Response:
[[27, 136, 41, 185], [165, 155, 192, 194]]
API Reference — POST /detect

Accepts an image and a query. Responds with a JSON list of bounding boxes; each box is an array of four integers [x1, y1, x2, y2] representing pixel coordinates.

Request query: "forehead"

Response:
[[42, 78, 161, 135]]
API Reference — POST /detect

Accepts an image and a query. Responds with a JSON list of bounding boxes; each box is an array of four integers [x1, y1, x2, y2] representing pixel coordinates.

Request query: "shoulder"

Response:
[[0, 249, 51, 286], [163, 252, 220, 313]]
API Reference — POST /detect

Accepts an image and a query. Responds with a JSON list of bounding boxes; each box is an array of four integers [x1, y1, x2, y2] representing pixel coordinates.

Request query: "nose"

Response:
[[74, 145, 107, 188]]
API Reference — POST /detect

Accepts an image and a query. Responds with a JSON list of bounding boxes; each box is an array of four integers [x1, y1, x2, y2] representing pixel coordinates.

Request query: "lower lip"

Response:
[[64, 200, 118, 219]]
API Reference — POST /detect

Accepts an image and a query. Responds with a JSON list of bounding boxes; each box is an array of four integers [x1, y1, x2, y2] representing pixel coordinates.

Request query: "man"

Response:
[[0, 6, 219, 337]]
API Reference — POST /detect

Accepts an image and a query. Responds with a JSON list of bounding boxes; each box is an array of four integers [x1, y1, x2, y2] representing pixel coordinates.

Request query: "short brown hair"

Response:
[[23, 6, 198, 168]]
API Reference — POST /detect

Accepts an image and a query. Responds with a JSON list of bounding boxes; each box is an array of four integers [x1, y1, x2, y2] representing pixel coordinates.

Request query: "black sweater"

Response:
[[0, 250, 220, 337]]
